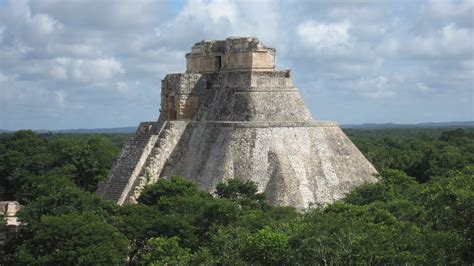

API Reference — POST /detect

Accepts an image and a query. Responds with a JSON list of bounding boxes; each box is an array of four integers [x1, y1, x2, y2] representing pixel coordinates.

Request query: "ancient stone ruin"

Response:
[[97, 37, 377, 209], [0, 201, 21, 248]]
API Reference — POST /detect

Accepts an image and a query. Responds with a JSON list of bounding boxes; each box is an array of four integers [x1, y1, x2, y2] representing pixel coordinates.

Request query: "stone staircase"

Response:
[[125, 121, 189, 203], [97, 121, 164, 203]]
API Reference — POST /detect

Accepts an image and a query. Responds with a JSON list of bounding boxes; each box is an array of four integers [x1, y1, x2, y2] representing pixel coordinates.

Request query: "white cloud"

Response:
[[30, 0, 169, 31], [0, 72, 9, 82], [356, 76, 396, 100], [76, 58, 124, 82], [427, 0, 474, 21], [1, 0, 60, 40], [31, 13, 57, 35], [179, 0, 238, 24], [49, 65, 67, 80], [54, 90, 67, 107], [0, 26, 5, 43], [0, 0, 472, 129], [378, 23, 473, 60], [439, 24, 473, 55], [46, 57, 122, 83], [416, 82, 434, 94], [410, 23, 473, 58], [116, 81, 130, 94], [297, 20, 350, 49]]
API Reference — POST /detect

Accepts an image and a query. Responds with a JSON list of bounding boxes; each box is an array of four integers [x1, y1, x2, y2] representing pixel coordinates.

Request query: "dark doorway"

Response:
[[214, 56, 222, 70]]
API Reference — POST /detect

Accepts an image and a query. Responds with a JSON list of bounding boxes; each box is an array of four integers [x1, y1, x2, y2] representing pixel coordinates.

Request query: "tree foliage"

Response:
[[16, 212, 128, 265], [216, 178, 267, 208], [0, 131, 118, 200], [0, 128, 472, 264], [136, 236, 192, 265]]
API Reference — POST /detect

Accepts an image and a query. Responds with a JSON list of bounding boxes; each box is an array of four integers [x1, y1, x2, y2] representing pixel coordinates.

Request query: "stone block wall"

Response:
[[249, 70, 292, 88], [175, 95, 199, 119], [193, 71, 312, 122], [158, 122, 377, 209], [186, 56, 216, 73], [160, 73, 206, 121], [185, 37, 275, 73], [159, 70, 306, 123]]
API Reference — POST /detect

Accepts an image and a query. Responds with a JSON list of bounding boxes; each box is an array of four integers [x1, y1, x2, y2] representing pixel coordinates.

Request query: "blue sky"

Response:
[[0, 0, 473, 130]]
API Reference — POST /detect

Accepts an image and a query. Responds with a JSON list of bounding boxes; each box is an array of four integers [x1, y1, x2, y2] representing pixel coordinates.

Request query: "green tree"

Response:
[[136, 236, 192, 265], [1, 128, 472, 265], [0, 131, 119, 200], [48, 135, 118, 191], [422, 167, 474, 261], [245, 228, 290, 265], [113, 203, 163, 263], [16, 175, 115, 228], [138, 177, 241, 250], [290, 203, 429, 265], [205, 226, 251, 265], [215, 178, 266, 208], [0, 130, 53, 200], [138, 176, 205, 206], [15, 212, 128, 265], [344, 169, 423, 206]]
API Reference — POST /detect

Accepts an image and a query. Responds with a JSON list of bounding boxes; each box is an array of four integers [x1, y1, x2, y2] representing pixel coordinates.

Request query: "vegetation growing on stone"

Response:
[[0, 128, 473, 264]]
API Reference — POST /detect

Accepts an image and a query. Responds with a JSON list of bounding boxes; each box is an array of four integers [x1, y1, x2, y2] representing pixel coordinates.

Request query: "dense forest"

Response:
[[0, 128, 473, 265]]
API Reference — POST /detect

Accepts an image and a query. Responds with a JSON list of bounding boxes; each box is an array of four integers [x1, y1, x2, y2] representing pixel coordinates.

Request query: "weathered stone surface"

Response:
[[186, 37, 275, 73], [0, 201, 22, 248], [0, 201, 21, 226], [97, 122, 164, 204], [159, 122, 376, 209], [98, 37, 377, 209]]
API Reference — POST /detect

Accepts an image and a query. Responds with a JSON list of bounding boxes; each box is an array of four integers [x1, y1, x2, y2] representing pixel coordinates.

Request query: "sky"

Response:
[[0, 0, 473, 130]]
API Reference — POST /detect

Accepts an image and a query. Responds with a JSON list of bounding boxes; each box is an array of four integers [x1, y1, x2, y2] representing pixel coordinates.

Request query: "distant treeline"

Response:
[[0, 128, 473, 264], [1, 120, 472, 134], [342, 121, 474, 129]]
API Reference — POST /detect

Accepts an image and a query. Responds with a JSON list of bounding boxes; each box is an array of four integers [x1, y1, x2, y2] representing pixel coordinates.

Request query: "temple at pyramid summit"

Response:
[[97, 37, 377, 209]]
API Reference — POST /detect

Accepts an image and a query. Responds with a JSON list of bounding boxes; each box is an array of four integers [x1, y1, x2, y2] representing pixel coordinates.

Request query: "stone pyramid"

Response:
[[97, 37, 377, 209]]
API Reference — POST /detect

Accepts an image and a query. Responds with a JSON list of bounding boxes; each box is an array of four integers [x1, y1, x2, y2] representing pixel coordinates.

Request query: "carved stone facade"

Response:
[[97, 37, 377, 209], [160, 73, 204, 121], [186, 37, 275, 73]]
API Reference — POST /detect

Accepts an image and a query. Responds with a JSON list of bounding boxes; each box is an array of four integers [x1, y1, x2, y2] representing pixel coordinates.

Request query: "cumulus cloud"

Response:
[[355, 76, 395, 99], [297, 20, 351, 49], [392, 23, 474, 59], [55, 57, 125, 84], [179, 0, 238, 24], [0, 0, 59, 45], [0, 0, 472, 129], [416, 82, 434, 94], [426, 0, 474, 24], [156, 0, 281, 49]]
